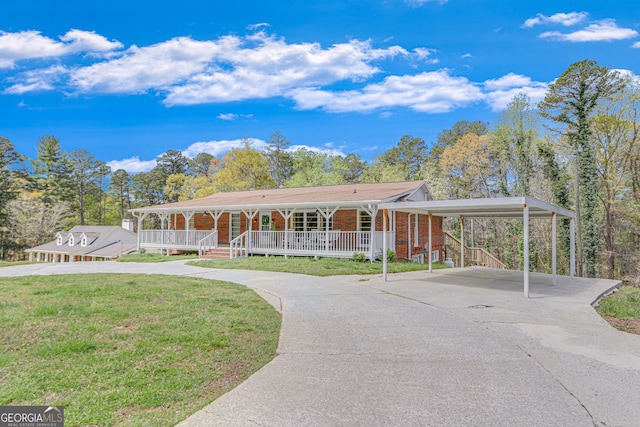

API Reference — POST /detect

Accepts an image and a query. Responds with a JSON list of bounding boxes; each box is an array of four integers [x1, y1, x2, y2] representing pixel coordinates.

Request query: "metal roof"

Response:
[[379, 196, 575, 219]]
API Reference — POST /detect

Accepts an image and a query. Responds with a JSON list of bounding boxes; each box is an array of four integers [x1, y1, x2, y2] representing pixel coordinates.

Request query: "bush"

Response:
[[386, 249, 396, 262], [352, 252, 367, 262]]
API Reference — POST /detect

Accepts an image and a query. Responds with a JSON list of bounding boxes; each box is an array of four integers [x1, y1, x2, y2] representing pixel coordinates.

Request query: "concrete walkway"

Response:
[[1, 262, 638, 426]]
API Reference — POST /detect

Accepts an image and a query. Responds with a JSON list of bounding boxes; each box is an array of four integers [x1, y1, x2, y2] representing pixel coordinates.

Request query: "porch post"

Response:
[[242, 209, 258, 255], [570, 217, 576, 277], [383, 209, 388, 281], [182, 211, 195, 249], [277, 208, 296, 259], [552, 212, 557, 286], [428, 213, 433, 273], [460, 217, 465, 268], [318, 207, 339, 254], [524, 203, 530, 298]]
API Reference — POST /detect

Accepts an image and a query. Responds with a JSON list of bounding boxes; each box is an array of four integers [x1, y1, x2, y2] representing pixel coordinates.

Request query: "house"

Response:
[[129, 181, 444, 262], [26, 222, 138, 263]]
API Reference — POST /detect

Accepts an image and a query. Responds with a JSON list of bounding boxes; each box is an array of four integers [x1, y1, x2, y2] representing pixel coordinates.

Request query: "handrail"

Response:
[[198, 230, 218, 258], [444, 231, 506, 269], [229, 231, 249, 259]]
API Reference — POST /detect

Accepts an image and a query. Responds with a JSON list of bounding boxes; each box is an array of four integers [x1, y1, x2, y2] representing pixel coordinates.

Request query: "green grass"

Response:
[[189, 255, 447, 276], [596, 286, 640, 320], [0, 274, 280, 427], [118, 253, 199, 263], [0, 260, 31, 267]]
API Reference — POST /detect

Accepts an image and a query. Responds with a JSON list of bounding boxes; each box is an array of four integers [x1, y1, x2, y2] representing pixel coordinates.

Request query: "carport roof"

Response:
[[379, 196, 575, 219]]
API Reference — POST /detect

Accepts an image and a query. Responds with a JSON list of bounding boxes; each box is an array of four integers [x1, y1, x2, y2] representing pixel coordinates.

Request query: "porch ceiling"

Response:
[[379, 196, 575, 219]]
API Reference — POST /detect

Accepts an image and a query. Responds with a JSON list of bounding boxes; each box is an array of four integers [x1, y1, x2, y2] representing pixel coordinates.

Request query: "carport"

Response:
[[379, 196, 576, 298]]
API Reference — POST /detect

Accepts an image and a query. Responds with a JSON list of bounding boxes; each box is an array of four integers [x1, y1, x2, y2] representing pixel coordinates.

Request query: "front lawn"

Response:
[[189, 255, 447, 276], [118, 253, 199, 263], [0, 274, 280, 426], [596, 286, 640, 335], [0, 260, 31, 267]]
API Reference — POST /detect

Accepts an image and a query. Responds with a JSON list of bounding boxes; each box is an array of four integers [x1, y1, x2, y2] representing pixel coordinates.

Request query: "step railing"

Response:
[[229, 231, 248, 259], [444, 232, 506, 269], [198, 230, 218, 258]]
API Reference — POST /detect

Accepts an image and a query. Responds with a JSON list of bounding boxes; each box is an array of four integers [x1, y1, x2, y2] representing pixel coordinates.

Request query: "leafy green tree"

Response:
[[431, 120, 489, 161], [0, 137, 24, 227], [591, 79, 639, 279], [265, 131, 293, 187], [361, 159, 405, 183], [492, 93, 538, 197], [154, 150, 189, 192], [30, 135, 75, 206], [212, 145, 275, 191], [69, 149, 108, 225], [331, 153, 366, 184], [132, 169, 166, 207], [188, 153, 221, 177], [285, 149, 345, 187], [109, 169, 132, 221], [30, 136, 75, 244], [379, 135, 428, 180], [0, 137, 25, 259], [539, 59, 624, 277]]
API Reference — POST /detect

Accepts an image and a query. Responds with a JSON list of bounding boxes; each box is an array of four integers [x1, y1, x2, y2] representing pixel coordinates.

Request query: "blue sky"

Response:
[[1, 0, 638, 173]]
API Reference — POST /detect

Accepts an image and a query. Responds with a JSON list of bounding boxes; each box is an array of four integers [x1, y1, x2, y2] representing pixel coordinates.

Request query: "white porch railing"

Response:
[[141, 229, 395, 260], [198, 230, 218, 258], [230, 231, 248, 259], [141, 230, 213, 248], [248, 230, 394, 258]]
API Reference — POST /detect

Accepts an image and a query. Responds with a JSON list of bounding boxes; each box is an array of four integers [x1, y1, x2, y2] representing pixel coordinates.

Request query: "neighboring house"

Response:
[[130, 181, 444, 261], [26, 222, 138, 263]]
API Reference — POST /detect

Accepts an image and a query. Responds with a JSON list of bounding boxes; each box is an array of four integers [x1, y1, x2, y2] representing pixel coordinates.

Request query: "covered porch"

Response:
[[134, 203, 396, 260]]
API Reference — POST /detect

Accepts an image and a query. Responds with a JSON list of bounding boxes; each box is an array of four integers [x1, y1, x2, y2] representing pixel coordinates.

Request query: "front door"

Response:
[[260, 212, 272, 231]]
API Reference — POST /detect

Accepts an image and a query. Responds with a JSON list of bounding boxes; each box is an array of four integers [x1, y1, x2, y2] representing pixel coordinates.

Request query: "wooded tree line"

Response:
[[0, 60, 638, 281]]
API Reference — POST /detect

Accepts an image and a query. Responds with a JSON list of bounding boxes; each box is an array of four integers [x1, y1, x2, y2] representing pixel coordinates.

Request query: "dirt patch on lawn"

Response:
[[604, 316, 640, 335]]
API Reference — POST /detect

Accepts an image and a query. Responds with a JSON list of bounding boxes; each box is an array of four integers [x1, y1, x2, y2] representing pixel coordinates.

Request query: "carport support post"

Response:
[[383, 209, 388, 281], [460, 217, 465, 268], [552, 212, 557, 286], [428, 213, 433, 273], [524, 203, 530, 298], [570, 218, 576, 277]]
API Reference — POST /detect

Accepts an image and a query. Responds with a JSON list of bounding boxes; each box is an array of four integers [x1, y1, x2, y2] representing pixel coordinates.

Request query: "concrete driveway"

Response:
[[1, 262, 638, 426]]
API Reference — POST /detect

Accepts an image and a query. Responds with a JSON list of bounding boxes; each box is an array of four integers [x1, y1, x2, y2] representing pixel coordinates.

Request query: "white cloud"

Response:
[[181, 138, 267, 158], [539, 19, 638, 42], [216, 113, 254, 121], [405, 0, 448, 7], [70, 36, 234, 94], [247, 23, 271, 31], [289, 70, 483, 113], [4, 65, 67, 94], [522, 12, 588, 28], [482, 73, 548, 111], [289, 144, 346, 157], [633, 41, 640, 48], [413, 48, 439, 64], [461, 53, 473, 59], [106, 156, 157, 174], [0, 29, 122, 69], [163, 35, 407, 106]]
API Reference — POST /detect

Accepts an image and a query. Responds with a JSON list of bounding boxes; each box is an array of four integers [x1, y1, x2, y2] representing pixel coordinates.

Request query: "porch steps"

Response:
[[200, 248, 231, 260]]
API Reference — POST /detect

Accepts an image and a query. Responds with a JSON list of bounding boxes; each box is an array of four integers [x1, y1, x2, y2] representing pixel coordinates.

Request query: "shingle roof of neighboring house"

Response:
[[26, 225, 137, 258], [131, 181, 430, 212]]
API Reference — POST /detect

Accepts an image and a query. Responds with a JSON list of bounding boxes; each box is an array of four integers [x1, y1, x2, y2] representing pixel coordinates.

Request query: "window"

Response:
[[81, 236, 87, 247], [230, 213, 241, 240], [292, 211, 330, 231], [414, 215, 419, 245], [56, 234, 62, 245], [431, 250, 440, 262], [68, 235, 75, 246], [358, 211, 372, 231]]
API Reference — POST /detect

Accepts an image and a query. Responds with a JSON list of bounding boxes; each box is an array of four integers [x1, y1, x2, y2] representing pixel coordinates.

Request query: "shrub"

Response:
[[352, 252, 366, 262]]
